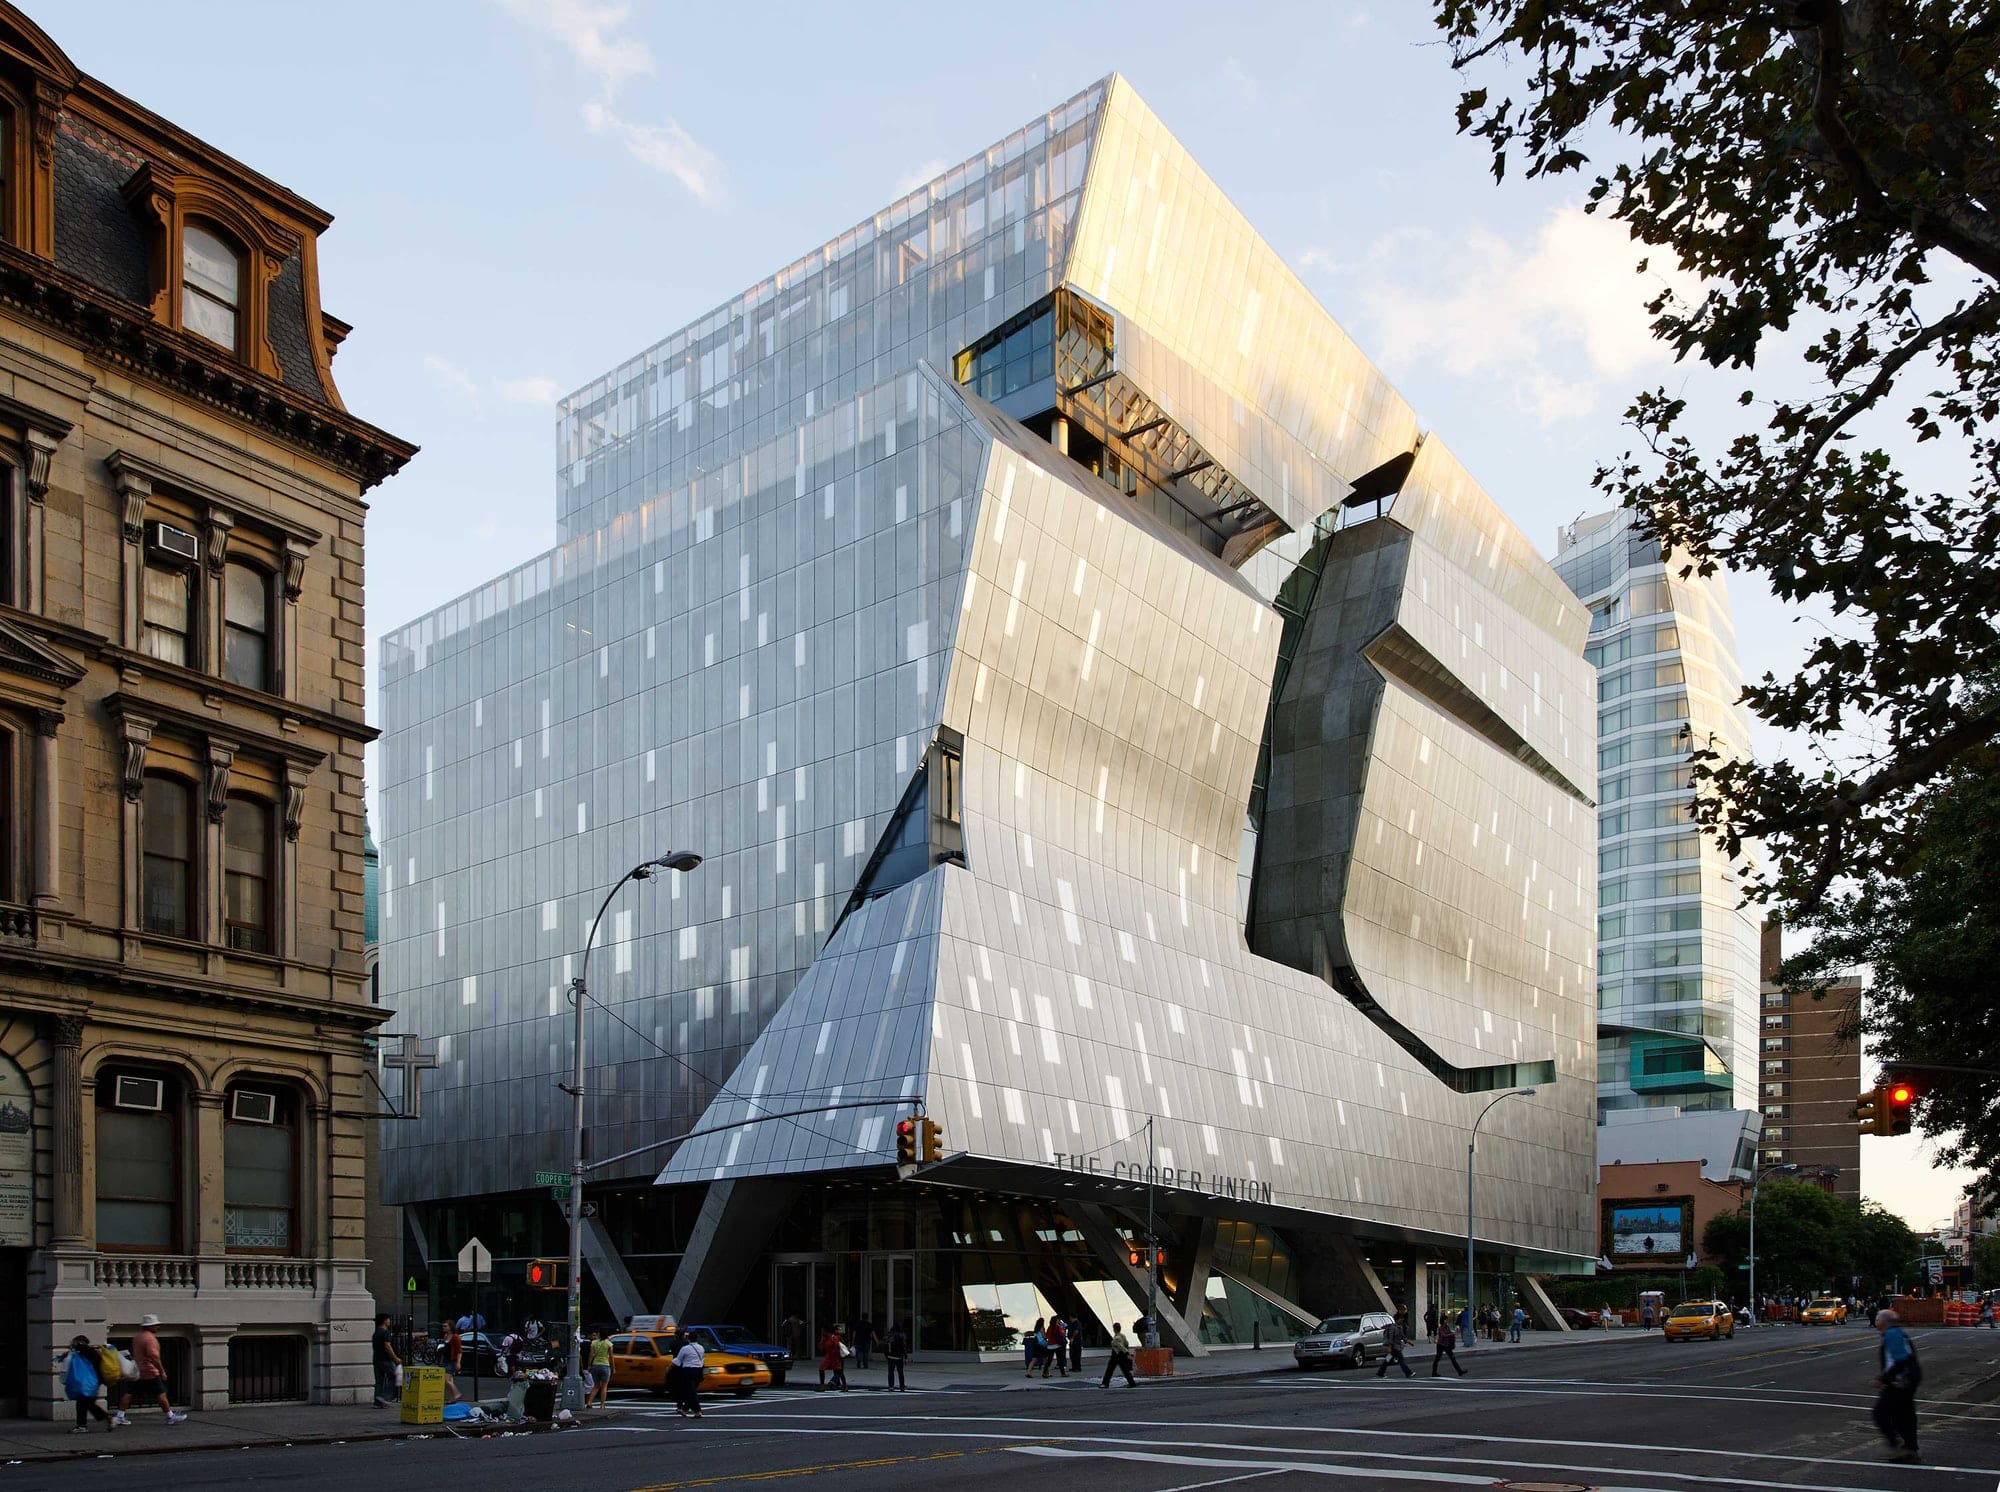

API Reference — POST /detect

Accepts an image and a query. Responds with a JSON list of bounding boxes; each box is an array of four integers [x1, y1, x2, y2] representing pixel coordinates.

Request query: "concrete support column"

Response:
[[1069, 1202, 1206, 1357], [662, 1179, 796, 1322], [1051, 415, 1070, 457], [1408, 1261, 1431, 1339], [46, 1011, 85, 1246]]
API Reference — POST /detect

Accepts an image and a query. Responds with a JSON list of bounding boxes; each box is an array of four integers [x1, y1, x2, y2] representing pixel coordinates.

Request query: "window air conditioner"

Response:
[[113, 1074, 165, 1111], [229, 1089, 277, 1124], [147, 521, 200, 565]]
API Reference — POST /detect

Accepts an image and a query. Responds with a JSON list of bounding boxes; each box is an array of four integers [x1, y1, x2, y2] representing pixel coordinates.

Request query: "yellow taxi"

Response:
[[607, 1331, 773, 1397], [1661, 1300, 1735, 1342], [1800, 1296, 1848, 1325]]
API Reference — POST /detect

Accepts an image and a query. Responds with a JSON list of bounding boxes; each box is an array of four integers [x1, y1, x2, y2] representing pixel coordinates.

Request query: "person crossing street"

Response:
[[1431, 1315, 1467, 1377], [1375, 1309, 1413, 1378], [1872, 1309, 1921, 1463], [1100, 1322, 1137, 1387]]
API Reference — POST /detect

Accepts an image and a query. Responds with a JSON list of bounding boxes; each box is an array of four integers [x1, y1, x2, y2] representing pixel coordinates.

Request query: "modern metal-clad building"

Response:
[[1552, 508, 1762, 1118], [377, 76, 1599, 1355]]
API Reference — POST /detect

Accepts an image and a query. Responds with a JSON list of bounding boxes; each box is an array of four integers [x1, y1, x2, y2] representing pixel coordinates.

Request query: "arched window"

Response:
[[140, 774, 194, 939], [223, 1083, 297, 1253], [223, 562, 271, 689], [95, 1065, 183, 1253], [181, 223, 241, 352], [223, 796, 271, 953]]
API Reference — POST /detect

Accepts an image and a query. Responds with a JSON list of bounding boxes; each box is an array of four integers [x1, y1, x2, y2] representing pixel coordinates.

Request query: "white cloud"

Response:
[[496, 375, 565, 406], [582, 100, 723, 204], [1350, 204, 1690, 425], [425, 360, 567, 414], [423, 355, 482, 406], [494, 0, 652, 95], [895, 159, 950, 197]]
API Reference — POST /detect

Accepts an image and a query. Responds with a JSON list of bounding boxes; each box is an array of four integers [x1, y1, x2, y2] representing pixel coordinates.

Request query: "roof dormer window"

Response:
[[182, 223, 241, 353]]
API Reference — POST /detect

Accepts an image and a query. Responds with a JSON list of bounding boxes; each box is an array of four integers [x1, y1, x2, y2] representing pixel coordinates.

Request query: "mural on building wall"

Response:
[[1603, 1199, 1692, 1261]]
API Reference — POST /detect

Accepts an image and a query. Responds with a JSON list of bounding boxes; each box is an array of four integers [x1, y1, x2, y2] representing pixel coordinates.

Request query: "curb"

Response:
[[0, 1414, 620, 1465]]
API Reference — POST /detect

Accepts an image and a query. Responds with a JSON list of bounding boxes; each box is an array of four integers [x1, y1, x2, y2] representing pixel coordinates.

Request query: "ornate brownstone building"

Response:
[[0, 5, 411, 1415]]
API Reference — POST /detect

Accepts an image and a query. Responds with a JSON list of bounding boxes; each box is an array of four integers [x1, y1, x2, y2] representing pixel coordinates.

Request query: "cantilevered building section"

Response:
[[1552, 508, 1762, 1119], [378, 76, 1598, 1354]]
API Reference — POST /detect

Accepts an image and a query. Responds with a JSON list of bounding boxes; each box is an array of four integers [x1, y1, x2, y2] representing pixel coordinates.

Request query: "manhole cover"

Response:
[[1496, 1483, 1595, 1492]]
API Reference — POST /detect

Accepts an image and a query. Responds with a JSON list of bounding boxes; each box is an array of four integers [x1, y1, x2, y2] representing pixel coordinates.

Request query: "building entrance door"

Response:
[[862, 1253, 915, 1355], [0, 1249, 23, 1415], [770, 1256, 833, 1368]]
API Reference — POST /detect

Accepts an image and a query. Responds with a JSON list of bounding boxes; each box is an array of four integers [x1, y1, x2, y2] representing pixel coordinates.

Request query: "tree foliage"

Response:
[[1701, 1181, 1918, 1293], [1433, 1, 2000, 918], [1782, 741, 2000, 1191], [1972, 1231, 2000, 1287]]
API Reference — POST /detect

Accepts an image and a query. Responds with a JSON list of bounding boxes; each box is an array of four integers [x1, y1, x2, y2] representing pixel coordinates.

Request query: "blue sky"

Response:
[[62, 0, 1961, 1230]]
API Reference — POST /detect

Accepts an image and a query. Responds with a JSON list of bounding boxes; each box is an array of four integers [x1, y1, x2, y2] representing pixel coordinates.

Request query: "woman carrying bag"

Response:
[[63, 1336, 113, 1433]]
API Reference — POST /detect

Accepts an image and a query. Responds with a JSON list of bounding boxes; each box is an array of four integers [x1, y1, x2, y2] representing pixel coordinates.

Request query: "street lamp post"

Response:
[[1746, 1160, 1800, 1324], [1466, 1088, 1535, 1349], [561, 850, 702, 1409]]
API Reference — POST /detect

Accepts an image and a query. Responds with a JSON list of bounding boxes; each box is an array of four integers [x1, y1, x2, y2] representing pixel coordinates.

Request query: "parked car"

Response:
[[1661, 1300, 1735, 1342], [1800, 1297, 1848, 1325], [1555, 1307, 1600, 1330], [1292, 1311, 1395, 1369], [684, 1325, 794, 1386], [608, 1330, 772, 1397]]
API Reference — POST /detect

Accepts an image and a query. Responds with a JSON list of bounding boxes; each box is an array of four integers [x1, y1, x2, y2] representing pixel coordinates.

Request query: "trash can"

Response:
[[400, 1365, 446, 1425]]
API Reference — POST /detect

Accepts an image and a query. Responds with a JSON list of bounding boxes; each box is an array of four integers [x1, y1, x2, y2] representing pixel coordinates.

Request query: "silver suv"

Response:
[[1292, 1311, 1396, 1369]]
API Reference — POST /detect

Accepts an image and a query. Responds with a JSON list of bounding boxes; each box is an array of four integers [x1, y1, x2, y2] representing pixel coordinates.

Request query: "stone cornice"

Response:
[[0, 240, 415, 491]]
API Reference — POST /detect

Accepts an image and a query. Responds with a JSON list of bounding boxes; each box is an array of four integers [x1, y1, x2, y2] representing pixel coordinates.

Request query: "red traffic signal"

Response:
[[1888, 1084, 1913, 1105], [1885, 1083, 1915, 1135], [895, 1118, 919, 1166]]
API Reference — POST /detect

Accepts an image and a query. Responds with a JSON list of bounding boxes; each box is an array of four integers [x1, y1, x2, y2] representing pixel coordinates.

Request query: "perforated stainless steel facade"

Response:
[[377, 77, 1599, 1292]]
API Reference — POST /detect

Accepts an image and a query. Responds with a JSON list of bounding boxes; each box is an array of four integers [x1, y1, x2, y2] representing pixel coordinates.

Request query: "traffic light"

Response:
[[895, 1117, 919, 1166], [526, 1257, 567, 1290], [921, 1116, 944, 1164], [1854, 1089, 1879, 1135], [1884, 1081, 1915, 1136]]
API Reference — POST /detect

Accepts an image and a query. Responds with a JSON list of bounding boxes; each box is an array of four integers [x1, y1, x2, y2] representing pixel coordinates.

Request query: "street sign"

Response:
[[533, 1170, 569, 1187], [457, 1235, 493, 1282], [1928, 1258, 1944, 1283]]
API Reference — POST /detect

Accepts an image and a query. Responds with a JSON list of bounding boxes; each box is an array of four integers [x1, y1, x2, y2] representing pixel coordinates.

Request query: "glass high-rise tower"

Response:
[[1553, 509, 1762, 1118]]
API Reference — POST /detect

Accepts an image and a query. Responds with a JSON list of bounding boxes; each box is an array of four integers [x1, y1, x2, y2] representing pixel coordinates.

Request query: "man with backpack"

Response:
[[1872, 1309, 1921, 1463], [883, 1320, 909, 1391], [1375, 1308, 1413, 1378], [1431, 1314, 1467, 1377]]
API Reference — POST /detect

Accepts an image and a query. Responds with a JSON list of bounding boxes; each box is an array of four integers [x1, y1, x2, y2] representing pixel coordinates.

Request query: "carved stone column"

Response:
[[21, 426, 57, 616], [107, 457, 152, 653], [29, 710, 61, 914], [47, 1012, 86, 1247]]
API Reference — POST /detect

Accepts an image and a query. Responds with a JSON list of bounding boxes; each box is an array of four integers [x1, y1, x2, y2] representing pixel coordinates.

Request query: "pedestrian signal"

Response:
[[921, 1116, 944, 1164], [895, 1117, 919, 1166], [526, 1257, 566, 1290]]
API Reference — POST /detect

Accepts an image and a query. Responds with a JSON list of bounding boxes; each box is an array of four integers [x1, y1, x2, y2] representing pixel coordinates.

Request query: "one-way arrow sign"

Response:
[[457, 1235, 492, 1281]]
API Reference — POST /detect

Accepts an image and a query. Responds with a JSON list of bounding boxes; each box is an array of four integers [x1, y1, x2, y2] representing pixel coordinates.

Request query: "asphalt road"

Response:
[[12, 1325, 2000, 1491]]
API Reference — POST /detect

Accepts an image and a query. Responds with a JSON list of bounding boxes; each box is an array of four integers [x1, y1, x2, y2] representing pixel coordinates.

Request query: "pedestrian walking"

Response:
[[1025, 1317, 1044, 1375], [672, 1331, 706, 1418], [1641, 1301, 1655, 1330], [1509, 1305, 1525, 1343], [884, 1321, 909, 1391], [62, 1336, 114, 1433], [1422, 1304, 1439, 1341], [587, 1329, 613, 1407], [1871, 1309, 1921, 1463], [818, 1324, 848, 1392], [1043, 1315, 1068, 1377], [112, 1315, 186, 1425], [1100, 1322, 1137, 1387], [1980, 1298, 1995, 1330], [371, 1313, 402, 1407], [856, 1315, 876, 1371], [439, 1321, 465, 1403], [1375, 1309, 1413, 1378], [1431, 1317, 1467, 1377], [1069, 1319, 1084, 1374]]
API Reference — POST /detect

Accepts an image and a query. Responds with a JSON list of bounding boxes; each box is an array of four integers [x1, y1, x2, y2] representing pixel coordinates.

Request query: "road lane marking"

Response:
[[1150, 1469, 1284, 1492], [1267, 1369, 2000, 1414], [700, 1410, 2000, 1479], [1252, 1376, 2000, 1422]]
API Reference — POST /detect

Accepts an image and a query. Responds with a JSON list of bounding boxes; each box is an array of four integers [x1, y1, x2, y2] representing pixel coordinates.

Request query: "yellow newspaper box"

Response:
[[400, 1365, 446, 1424]]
